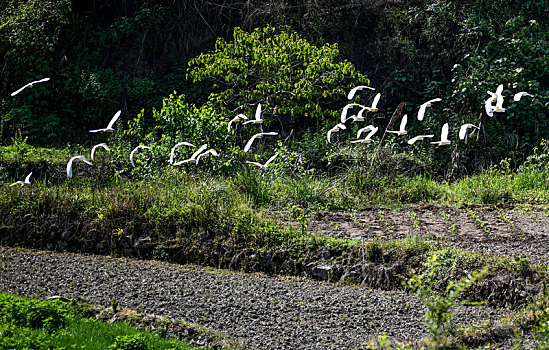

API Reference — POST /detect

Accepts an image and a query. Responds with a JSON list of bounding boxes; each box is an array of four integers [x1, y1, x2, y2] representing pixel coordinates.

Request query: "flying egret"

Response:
[[246, 152, 279, 169], [364, 93, 381, 113], [386, 114, 408, 136], [173, 144, 208, 165], [169, 141, 196, 164], [90, 143, 110, 161], [228, 114, 249, 131], [485, 97, 495, 117], [347, 85, 375, 100], [67, 156, 92, 178], [89, 110, 122, 133], [459, 123, 480, 140], [327, 123, 347, 143], [242, 104, 263, 125], [340, 103, 366, 123], [407, 135, 434, 145], [487, 85, 505, 112], [351, 125, 379, 144], [9, 172, 32, 187], [129, 145, 151, 167], [513, 92, 533, 101], [417, 98, 442, 121], [195, 149, 219, 164], [11, 78, 50, 96], [431, 123, 451, 147], [244, 132, 278, 153]]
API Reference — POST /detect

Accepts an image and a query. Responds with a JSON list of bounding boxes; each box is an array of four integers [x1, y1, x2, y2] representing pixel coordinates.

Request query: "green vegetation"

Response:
[[0, 293, 201, 349]]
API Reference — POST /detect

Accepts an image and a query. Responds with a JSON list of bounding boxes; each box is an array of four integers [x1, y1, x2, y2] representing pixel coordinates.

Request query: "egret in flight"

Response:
[[10, 172, 32, 187], [130, 145, 151, 167], [487, 85, 505, 112], [169, 142, 196, 164], [364, 93, 381, 113], [347, 85, 375, 100], [459, 124, 480, 140], [431, 123, 451, 147], [340, 103, 366, 123], [90, 143, 110, 161], [417, 98, 442, 121], [195, 149, 219, 164], [327, 123, 347, 143], [246, 152, 279, 169], [173, 144, 209, 165], [89, 110, 122, 133], [513, 92, 533, 101], [352, 125, 378, 143], [67, 156, 92, 178], [11, 78, 50, 96], [242, 104, 263, 125], [407, 135, 434, 145], [244, 132, 278, 152], [228, 114, 249, 132], [386, 114, 408, 136]]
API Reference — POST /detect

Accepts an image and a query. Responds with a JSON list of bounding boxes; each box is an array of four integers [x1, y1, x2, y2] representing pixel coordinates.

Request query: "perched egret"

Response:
[[340, 103, 366, 123], [242, 104, 263, 125], [169, 141, 196, 164], [244, 132, 278, 153], [431, 123, 451, 147], [195, 149, 219, 164], [347, 85, 375, 100], [89, 110, 122, 133], [417, 98, 442, 121], [90, 143, 110, 161], [364, 93, 381, 113], [173, 144, 208, 165], [228, 114, 249, 131], [459, 123, 480, 140], [327, 123, 347, 143], [67, 156, 92, 178], [356, 125, 378, 139], [9, 172, 32, 187], [513, 92, 533, 101], [407, 135, 434, 145], [11, 78, 50, 96], [246, 152, 279, 169], [129, 145, 151, 167], [386, 114, 408, 136]]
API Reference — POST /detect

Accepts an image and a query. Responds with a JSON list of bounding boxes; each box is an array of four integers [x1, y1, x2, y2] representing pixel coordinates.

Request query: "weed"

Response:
[[438, 209, 456, 234], [467, 209, 493, 236]]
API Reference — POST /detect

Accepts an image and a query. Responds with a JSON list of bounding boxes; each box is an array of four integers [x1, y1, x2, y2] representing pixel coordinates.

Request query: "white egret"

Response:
[[11, 78, 50, 96], [195, 149, 219, 164], [431, 123, 451, 147], [417, 98, 442, 121], [67, 156, 92, 178], [243, 132, 278, 153], [169, 142, 196, 164], [513, 92, 533, 101], [459, 123, 480, 140], [347, 85, 375, 100], [485, 97, 495, 117], [228, 114, 249, 131], [487, 85, 505, 112], [352, 125, 378, 144], [407, 135, 434, 145], [386, 114, 408, 136], [89, 110, 122, 133], [340, 103, 366, 123], [246, 152, 279, 169], [173, 144, 208, 165], [364, 93, 381, 113], [9, 172, 32, 187], [242, 104, 263, 125], [129, 145, 151, 167], [90, 143, 110, 161], [327, 123, 347, 143]]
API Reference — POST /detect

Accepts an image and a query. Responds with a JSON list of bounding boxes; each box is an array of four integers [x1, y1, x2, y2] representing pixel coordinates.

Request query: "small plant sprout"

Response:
[[9, 172, 32, 187], [417, 98, 442, 121], [90, 143, 110, 161], [347, 85, 375, 100], [66, 156, 92, 178], [11, 77, 50, 96], [467, 209, 493, 236], [89, 110, 122, 133], [327, 123, 347, 143], [244, 132, 278, 152], [129, 145, 151, 167]]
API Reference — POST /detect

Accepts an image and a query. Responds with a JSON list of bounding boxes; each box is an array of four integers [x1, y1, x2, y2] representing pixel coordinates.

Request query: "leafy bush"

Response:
[[109, 334, 149, 350]]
